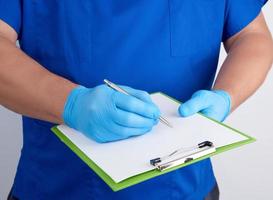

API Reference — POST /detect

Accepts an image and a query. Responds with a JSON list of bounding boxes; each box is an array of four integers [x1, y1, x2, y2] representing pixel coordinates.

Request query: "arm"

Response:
[[0, 20, 77, 124], [214, 13, 273, 111], [179, 12, 273, 121], [0, 20, 159, 142]]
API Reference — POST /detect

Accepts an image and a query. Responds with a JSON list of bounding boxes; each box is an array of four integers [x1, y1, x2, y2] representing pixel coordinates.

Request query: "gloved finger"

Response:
[[109, 123, 152, 139], [113, 92, 161, 119], [178, 90, 214, 117], [113, 109, 157, 128], [120, 86, 153, 104]]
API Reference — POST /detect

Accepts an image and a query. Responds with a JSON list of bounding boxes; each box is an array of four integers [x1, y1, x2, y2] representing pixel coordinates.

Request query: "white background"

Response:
[[0, 3, 273, 200]]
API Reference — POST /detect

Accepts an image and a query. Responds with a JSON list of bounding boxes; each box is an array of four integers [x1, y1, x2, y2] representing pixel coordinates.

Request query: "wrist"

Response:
[[44, 77, 79, 124], [213, 89, 232, 117], [62, 85, 89, 127]]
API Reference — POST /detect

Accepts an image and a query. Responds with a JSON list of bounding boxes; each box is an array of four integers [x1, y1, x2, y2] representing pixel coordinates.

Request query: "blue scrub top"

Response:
[[0, 0, 266, 199]]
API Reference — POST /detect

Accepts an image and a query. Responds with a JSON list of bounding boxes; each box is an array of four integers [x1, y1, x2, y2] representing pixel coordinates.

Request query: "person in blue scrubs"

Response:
[[0, 0, 272, 199]]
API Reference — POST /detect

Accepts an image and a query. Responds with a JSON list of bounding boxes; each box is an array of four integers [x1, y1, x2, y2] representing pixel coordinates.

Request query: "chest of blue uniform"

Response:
[[21, 0, 225, 100]]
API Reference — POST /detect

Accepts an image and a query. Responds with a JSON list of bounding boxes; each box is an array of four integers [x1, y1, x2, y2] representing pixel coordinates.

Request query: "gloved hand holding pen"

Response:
[[63, 84, 161, 143]]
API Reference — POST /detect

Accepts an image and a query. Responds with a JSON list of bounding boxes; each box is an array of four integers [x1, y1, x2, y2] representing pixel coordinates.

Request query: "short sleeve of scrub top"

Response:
[[0, 0, 21, 36], [222, 0, 268, 41]]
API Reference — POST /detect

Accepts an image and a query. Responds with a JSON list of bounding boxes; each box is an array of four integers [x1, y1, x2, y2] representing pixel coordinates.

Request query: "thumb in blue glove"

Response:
[[178, 90, 231, 122], [63, 84, 160, 143]]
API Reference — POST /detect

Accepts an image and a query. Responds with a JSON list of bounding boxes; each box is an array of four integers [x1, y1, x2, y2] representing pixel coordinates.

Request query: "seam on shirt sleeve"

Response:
[[222, 0, 267, 42], [223, 8, 262, 41], [0, 0, 22, 39], [0, 16, 20, 36]]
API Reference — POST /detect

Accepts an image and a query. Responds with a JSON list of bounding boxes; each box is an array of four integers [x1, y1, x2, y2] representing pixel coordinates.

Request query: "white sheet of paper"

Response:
[[57, 93, 248, 183]]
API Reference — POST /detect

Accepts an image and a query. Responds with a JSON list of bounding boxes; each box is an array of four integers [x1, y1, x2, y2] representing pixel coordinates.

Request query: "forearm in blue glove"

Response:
[[178, 90, 231, 122], [63, 85, 160, 143]]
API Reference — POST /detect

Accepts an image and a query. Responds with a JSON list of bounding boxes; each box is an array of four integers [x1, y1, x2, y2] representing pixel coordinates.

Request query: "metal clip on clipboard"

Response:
[[150, 141, 216, 171]]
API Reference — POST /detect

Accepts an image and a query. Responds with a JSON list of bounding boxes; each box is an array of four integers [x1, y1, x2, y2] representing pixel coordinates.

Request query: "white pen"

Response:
[[104, 79, 173, 128]]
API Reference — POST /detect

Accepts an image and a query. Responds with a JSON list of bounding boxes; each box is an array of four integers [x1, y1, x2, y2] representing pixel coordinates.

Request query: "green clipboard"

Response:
[[51, 92, 255, 192]]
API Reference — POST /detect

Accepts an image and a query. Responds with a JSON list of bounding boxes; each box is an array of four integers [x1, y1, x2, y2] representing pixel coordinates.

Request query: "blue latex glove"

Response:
[[63, 85, 160, 143], [178, 90, 231, 122]]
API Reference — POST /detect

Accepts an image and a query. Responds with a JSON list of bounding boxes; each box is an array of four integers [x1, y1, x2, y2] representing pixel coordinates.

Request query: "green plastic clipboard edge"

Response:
[[51, 92, 256, 192]]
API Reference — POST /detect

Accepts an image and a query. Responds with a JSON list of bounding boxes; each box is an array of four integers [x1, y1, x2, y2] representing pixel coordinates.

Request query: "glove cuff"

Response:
[[213, 90, 232, 119], [62, 85, 88, 128]]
